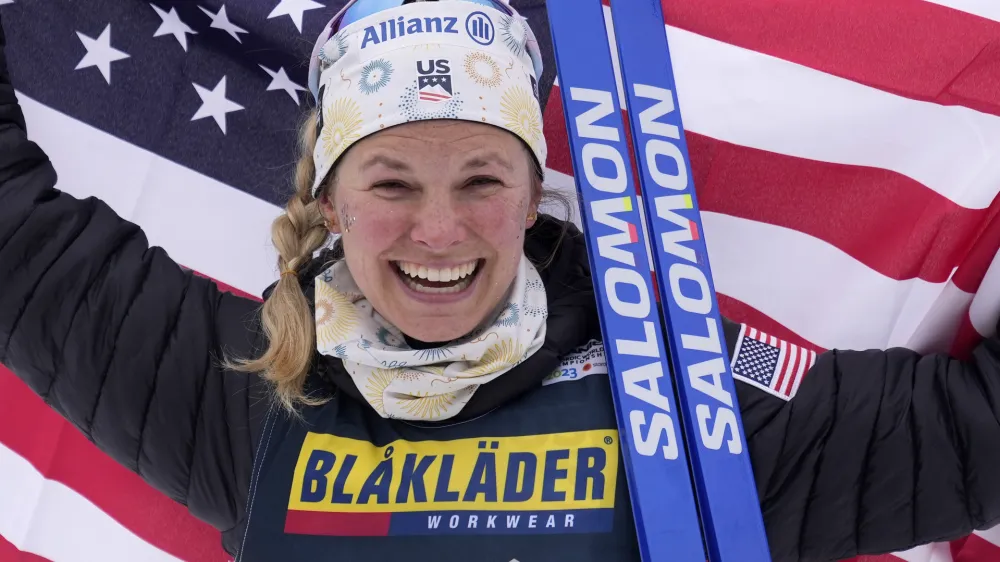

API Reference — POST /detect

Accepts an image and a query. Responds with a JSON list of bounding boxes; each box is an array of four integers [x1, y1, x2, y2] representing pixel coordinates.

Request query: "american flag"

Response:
[[2, 0, 1000, 561], [731, 326, 817, 401]]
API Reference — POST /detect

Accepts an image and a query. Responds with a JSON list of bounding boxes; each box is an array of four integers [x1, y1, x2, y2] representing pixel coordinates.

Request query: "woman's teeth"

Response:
[[395, 260, 478, 294], [396, 260, 477, 282]]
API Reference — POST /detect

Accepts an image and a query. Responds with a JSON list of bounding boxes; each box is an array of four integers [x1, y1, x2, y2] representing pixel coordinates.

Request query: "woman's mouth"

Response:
[[393, 259, 482, 294]]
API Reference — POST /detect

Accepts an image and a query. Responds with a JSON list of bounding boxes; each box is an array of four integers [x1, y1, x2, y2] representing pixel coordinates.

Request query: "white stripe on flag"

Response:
[[18, 92, 283, 297], [0, 441, 181, 562], [539, 167, 582, 228], [702, 211, 968, 352], [599, 6, 1000, 209], [922, 0, 1000, 23], [903, 280, 976, 352], [975, 523, 1000, 547]]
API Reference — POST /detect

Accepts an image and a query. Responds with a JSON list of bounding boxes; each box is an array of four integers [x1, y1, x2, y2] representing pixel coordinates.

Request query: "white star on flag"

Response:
[[151, 3, 196, 51], [75, 24, 130, 84], [267, 0, 324, 33], [259, 65, 306, 105], [191, 76, 244, 134], [199, 4, 248, 43]]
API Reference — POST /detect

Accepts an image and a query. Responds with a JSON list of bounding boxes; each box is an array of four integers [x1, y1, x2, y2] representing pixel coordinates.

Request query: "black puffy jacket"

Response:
[[2, 19, 1000, 562]]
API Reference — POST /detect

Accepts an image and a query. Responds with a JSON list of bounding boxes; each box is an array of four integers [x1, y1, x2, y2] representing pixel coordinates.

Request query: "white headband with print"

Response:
[[306, 0, 548, 197]]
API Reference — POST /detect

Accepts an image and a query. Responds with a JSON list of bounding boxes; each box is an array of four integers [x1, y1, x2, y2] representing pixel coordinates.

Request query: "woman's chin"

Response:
[[393, 314, 481, 344]]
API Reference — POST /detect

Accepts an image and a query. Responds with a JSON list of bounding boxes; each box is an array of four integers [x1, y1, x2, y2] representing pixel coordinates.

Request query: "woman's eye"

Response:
[[372, 181, 408, 191], [467, 176, 501, 187]]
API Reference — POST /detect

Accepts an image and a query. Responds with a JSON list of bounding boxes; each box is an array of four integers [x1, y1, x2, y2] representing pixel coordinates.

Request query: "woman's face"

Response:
[[320, 120, 539, 343]]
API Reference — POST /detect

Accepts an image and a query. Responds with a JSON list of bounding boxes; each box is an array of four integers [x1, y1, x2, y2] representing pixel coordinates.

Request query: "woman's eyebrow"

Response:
[[462, 152, 513, 172], [360, 154, 412, 172]]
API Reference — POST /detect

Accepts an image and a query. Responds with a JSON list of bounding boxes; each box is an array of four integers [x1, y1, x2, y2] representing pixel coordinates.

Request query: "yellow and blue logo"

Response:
[[285, 430, 619, 536]]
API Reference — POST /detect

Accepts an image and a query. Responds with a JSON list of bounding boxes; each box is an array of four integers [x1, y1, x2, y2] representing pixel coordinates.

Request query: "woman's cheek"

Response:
[[341, 199, 403, 242], [471, 196, 529, 240]]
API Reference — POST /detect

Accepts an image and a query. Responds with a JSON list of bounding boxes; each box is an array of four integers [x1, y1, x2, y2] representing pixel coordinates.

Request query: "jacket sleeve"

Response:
[[0, 18, 267, 534], [729, 317, 1000, 562]]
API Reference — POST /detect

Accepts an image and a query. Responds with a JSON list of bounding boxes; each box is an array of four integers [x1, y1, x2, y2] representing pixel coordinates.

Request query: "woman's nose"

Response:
[[409, 195, 467, 251]]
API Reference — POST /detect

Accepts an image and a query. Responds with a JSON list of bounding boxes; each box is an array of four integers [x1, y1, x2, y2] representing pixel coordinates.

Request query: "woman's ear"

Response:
[[526, 206, 539, 228], [527, 174, 543, 228], [318, 194, 341, 234]]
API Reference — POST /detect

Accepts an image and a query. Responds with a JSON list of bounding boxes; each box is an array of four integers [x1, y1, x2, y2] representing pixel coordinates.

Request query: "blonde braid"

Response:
[[228, 109, 333, 412]]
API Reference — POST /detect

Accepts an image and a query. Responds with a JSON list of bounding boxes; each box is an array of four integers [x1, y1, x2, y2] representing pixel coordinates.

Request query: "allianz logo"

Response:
[[360, 11, 495, 49]]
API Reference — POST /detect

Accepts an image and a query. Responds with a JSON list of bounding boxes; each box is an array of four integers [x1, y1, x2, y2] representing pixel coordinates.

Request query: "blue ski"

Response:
[[545, 0, 706, 560], [607, 1, 771, 560]]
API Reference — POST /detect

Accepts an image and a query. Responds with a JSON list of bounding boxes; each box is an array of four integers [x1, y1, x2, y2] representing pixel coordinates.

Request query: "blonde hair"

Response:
[[229, 109, 571, 413], [227, 108, 330, 412]]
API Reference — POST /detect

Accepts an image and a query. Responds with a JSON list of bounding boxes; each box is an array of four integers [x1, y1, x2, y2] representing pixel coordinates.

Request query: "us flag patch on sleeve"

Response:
[[730, 325, 817, 401]]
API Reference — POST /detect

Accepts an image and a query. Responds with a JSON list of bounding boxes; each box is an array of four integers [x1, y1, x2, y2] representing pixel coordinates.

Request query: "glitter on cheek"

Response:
[[339, 202, 358, 233]]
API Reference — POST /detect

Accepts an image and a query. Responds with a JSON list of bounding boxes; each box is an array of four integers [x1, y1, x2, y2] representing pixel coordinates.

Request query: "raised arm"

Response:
[[0, 17, 267, 535], [735, 317, 1000, 561]]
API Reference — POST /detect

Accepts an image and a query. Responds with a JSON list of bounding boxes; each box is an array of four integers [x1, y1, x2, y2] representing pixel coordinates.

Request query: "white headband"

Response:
[[306, 0, 547, 197]]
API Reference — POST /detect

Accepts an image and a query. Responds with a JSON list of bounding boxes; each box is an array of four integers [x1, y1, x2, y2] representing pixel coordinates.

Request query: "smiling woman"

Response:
[[299, 118, 556, 420], [326, 120, 539, 342], [6, 1, 1000, 561], [236, 91, 566, 413]]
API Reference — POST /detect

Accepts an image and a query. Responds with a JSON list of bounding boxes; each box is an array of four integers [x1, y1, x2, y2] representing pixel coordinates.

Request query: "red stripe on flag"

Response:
[[950, 311, 984, 360], [688, 220, 699, 240], [0, 533, 52, 562], [658, 0, 1000, 118], [284, 510, 392, 537], [954, 534, 1000, 562], [685, 131, 996, 284], [542, 83, 575, 180], [950, 208, 1000, 293], [543, 84, 997, 284]]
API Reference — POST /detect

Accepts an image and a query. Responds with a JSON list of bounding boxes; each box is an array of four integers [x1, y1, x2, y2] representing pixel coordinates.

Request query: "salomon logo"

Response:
[[633, 84, 743, 455], [465, 11, 494, 45], [569, 86, 681, 462]]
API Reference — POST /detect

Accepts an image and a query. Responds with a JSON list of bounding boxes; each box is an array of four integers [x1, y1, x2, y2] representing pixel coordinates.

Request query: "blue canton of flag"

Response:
[[1, 0, 349, 206], [730, 325, 817, 401], [732, 337, 780, 386], [0, 0, 557, 210]]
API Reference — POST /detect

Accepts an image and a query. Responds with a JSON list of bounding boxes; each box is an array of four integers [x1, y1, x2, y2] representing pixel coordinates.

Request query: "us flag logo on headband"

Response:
[[730, 324, 817, 401], [417, 58, 453, 102]]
